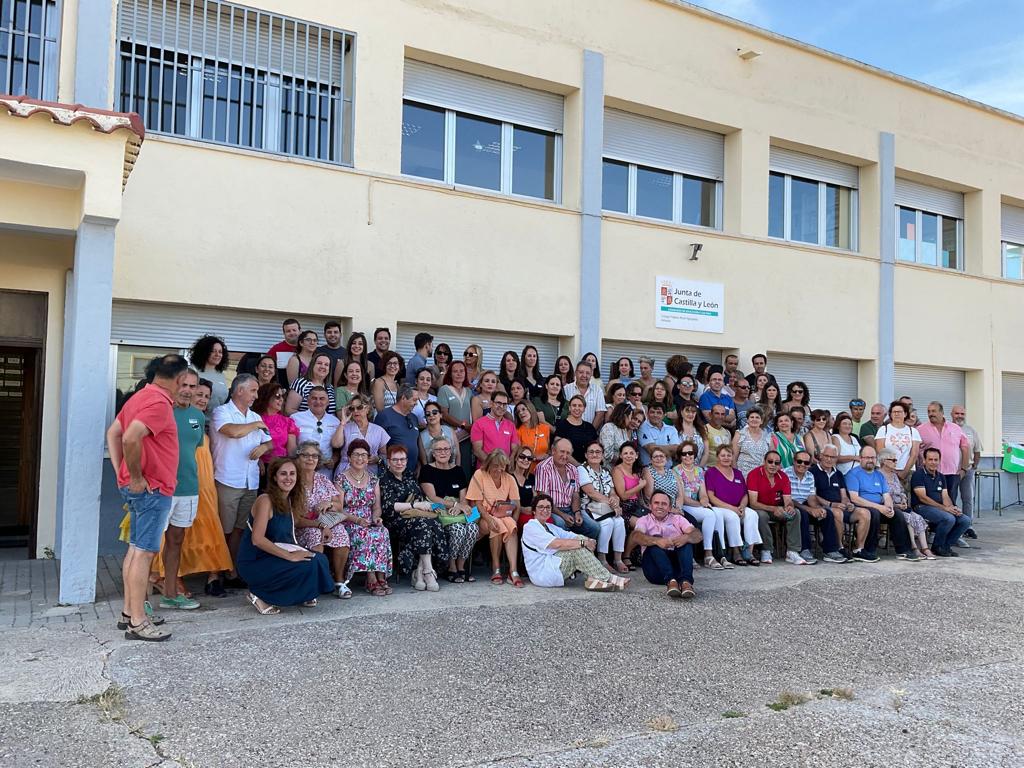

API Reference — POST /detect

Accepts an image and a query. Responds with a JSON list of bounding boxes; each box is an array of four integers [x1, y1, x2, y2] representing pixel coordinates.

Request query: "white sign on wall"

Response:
[[655, 276, 725, 334]]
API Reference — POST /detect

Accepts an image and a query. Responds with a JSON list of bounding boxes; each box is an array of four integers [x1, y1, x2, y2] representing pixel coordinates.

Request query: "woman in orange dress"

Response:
[[466, 449, 523, 587], [151, 379, 234, 597]]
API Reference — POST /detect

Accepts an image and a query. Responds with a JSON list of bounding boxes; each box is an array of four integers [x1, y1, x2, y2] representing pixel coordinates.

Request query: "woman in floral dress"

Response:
[[378, 445, 450, 591], [294, 440, 353, 599], [338, 439, 393, 595]]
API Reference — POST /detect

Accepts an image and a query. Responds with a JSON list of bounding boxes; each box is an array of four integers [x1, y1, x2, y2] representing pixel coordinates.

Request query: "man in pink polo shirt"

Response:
[[917, 401, 969, 504], [470, 390, 519, 467], [107, 354, 189, 642]]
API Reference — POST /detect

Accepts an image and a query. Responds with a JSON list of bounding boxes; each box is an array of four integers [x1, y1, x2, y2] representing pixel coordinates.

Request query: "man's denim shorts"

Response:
[[121, 488, 173, 553]]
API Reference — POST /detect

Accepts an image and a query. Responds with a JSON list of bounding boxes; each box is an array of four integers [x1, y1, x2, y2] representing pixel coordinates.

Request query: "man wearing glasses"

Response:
[[810, 445, 858, 561], [846, 446, 917, 562], [785, 450, 845, 564], [470, 392, 519, 467], [731, 377, 755, 427], [746, 450, 805, 565], [290, 387, 340, 478]]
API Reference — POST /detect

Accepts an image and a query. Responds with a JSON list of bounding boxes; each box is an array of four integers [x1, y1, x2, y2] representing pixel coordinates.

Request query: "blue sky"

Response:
[[690, 0, 1024, 115]]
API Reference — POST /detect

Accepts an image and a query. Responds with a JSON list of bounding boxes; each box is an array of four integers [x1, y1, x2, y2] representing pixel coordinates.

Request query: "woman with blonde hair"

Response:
[[463, 344, 484, 391], [466, 449, 523, 587]]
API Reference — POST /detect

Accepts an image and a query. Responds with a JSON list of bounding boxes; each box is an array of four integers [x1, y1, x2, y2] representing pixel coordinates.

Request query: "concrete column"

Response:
[[57, 217, 116, 604], [579, 50, 604, 358], [877, 132, 896, 404], [723, 128, 768, 237], [963, 188, 1001, 279], [74, 0, 115, 109]]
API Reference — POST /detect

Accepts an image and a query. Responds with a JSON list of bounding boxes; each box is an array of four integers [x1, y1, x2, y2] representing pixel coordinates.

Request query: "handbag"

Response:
[[587, 500, 615, 522], [318, 510, 345, 529]]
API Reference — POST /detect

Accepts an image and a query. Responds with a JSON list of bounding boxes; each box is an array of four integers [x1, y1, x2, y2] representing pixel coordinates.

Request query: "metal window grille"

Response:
[[0, 0, 61, 100], [116, 0, 355, 164]]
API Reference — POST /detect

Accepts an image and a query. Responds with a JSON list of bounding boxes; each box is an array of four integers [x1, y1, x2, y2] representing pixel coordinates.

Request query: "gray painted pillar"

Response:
[[74, 0, 114, 108], [579, 50, 604, 356], [58, 217, 116, 604], [878, 132, 896, 404]]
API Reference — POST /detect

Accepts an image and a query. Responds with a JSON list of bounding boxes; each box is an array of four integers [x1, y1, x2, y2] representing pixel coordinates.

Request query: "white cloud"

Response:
[[688, 0, 772, 28], [920, 38, 1024, 115]]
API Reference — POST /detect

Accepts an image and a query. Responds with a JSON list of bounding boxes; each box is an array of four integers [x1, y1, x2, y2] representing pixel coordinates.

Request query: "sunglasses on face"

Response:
[[272, 393, 284, 400], [792, 389, 804, 394], [765, 459, 781, 466], [680, 451, 695, 458], [425, 410, 440, 417], [518, 455, 533, 461], [464, 352, 478, 358], [794, 459, 811, 466]]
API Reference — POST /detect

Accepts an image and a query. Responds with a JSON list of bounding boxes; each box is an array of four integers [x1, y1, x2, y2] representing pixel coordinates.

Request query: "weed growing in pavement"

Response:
[[721, 710, 747, 718], [891, 688, 907, 712], [77, 685, 127, 722], [647, 715, 679, 732]]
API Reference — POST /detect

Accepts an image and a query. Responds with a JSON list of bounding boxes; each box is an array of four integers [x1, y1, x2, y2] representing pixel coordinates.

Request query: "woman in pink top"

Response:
[[253, 382, 299, 472]]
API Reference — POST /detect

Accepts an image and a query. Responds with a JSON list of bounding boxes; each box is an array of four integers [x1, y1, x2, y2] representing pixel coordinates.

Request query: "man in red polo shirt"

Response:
[[746, 450, 805, 565], [107, 354, 189, 641]]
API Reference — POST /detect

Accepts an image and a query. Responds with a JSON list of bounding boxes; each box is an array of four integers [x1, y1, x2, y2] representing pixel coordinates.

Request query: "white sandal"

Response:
[[247, 592, 280, 615]]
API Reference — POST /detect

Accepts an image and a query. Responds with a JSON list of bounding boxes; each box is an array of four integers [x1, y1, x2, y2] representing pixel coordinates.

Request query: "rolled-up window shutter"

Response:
[[603, 109, 724, 181], [895, 179, 964, 219], [403, 60, 563, 133], [768, 147, 858, 189]]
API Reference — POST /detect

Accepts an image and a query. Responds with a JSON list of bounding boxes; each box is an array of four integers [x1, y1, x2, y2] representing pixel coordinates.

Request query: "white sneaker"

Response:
[[760, 551, 773, 564], [786, 551, 808, 565], [956, 537, 971, 548]]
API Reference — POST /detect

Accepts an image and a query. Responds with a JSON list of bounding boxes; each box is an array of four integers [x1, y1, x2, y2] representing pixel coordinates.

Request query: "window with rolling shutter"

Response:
[[1001, 203, 1024, 280], [894, 365, 966, 414], [767, 147, 859, 250], [767, 354, 859, 416], [116, 0, 355, 163], [895, 179, 965, 270], [1002, 373, 1024, 445], [395, 323, 559, 377]]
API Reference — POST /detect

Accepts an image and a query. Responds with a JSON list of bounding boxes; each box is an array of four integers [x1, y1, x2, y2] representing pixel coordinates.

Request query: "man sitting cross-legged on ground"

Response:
[[521, 493, 629, 592], [625, 490, 702, 599], [845, 445, 917, 563]]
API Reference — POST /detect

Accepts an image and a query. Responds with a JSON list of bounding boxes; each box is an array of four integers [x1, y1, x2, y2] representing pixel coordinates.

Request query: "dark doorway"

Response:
[[0, 289, 47, 558], [0, 348, 41, 554]]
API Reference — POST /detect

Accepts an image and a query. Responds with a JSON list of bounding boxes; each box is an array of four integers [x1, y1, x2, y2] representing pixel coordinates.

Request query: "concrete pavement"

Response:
[[2, 512, 1023, 767]]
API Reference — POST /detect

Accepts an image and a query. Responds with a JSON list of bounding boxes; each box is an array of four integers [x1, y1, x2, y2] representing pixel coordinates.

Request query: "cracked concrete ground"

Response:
[[3, 513, 1024, 768]]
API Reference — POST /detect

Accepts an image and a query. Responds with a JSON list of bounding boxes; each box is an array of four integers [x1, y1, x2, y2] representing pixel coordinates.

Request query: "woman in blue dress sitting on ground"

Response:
[[237, 457, 334, 615]]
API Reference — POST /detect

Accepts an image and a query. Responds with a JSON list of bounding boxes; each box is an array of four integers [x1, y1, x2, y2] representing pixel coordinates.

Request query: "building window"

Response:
[[0, 0, 59, 100], [401, 99, 561, 202], [768, 171, 857, 249], [896, 206, 962, 270], [600, 159, 721, 229], [116, 1, 355, 164], [1004, 242, 1023, 280]]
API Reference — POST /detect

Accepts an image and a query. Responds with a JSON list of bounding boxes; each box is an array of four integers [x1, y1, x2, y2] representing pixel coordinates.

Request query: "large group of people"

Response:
[[109, 321, 982, 641]]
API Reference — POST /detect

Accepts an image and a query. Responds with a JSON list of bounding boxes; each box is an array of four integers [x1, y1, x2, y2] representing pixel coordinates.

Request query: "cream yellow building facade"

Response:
[[1, 0, 1023, 598]]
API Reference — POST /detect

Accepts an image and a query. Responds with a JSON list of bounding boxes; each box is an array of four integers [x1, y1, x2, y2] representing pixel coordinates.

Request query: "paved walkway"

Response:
[[2, 511, 1023, 767], [0, 555, 123, 628]]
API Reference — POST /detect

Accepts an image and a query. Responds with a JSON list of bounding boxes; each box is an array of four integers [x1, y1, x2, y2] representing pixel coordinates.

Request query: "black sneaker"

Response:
[[204, 578, 227, 598], [947, 549, 960, 557], [897, 551, 921, 562], [852, 549, 880, 563], [936, 549, 952, 557], [964, 528, 978, 540]]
